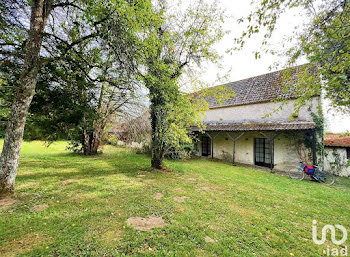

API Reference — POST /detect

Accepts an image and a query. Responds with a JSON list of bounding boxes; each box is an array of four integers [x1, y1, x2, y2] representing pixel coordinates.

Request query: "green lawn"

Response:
[[1, 141, 350, 256]]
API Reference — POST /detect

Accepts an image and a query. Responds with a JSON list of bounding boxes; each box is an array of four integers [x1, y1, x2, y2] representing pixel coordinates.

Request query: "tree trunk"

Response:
[[0, 0, 52, 197], [150, 97, 166, 169], [87, 82, 105, 155], [151, 149, 163, 169], [81, 125, 103, 156], [90, 123, 103, 154], [81, 129, 92, 155]]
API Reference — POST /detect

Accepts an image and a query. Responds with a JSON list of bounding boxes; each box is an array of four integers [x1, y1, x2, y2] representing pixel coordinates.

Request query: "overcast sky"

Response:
[[196, 0, 350, 133]]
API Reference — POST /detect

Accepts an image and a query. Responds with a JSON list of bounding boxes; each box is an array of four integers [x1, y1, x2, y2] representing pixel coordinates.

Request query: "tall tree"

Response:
[[0, 0, 54, 196], [140, 0, 231, 169], [0, 0, 156, 195]]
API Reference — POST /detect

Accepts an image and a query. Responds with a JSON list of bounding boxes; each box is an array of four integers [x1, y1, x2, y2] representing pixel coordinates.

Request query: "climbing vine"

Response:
[[287, 105, 324, 165], [309, 106, 325, 165], [328, 150, 342, 176]]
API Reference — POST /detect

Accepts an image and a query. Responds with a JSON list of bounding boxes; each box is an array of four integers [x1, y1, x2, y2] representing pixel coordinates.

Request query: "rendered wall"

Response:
[[197, 131, 303, 172], [202, 97, 320, 123], [324, 147, 350, 177]]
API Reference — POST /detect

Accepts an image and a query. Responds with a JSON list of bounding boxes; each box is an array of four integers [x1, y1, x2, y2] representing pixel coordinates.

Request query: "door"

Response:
[[254, 138, 274, 168], [201, 136, 211, 156]]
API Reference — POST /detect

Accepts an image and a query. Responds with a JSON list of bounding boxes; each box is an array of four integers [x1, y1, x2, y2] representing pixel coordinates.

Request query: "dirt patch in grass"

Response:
[[228, 203, 259, 220], [61, 179, 76, 185], [199, 186, 211, 192], [198, 185, 223, 194], [126, 216, 165, 231], [160, 168, 172, 173], [69, 192, 99, 203], [136, 174, 146, 178], [32, 204, 49, 211], [0, 197, 16, 208], [0, 232, 48, 257], [153, 193, 163, 200], [205, 236, 216, 243], [174, 196, 187, 203]]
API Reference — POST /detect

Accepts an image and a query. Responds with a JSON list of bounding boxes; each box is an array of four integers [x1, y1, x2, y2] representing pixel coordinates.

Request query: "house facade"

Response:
[[193, 68, 321, 172], [324, 134, 350, 177]]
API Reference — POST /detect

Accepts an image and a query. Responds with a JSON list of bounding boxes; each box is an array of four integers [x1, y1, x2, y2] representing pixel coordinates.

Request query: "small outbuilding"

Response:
[[324, 133, 350, 177]]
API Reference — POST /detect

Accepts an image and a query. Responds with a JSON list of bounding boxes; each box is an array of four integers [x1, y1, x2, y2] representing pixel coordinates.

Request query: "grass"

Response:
[[0, 140, 350, 256]]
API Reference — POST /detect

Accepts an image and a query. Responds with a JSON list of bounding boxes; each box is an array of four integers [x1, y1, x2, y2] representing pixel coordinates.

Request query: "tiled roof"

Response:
[[324, 134, 350, 147], [192, 120, 316, 132], [201, 66, 304, 109]]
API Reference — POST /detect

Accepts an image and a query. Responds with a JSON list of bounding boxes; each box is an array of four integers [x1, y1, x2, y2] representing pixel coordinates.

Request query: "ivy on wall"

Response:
[[309, 107, 325, 165], [325, 148, 350, 176], [287, 104, 324, 165], [329, 150, 342, 176]]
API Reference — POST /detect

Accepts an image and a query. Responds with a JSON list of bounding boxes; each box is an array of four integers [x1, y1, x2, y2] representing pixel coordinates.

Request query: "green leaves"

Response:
[[138, 0, 227, 166], [236, 0, 350, 112]]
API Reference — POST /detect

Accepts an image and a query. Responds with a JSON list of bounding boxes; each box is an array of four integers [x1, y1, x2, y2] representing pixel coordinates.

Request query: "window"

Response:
[[201, 136, 211, 157], [347, 148, 350, 159]]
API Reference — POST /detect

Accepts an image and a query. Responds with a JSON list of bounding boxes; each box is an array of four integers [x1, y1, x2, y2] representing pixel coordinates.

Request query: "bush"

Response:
[[135, 142, 152, 155], [165, 143, 195, 160], [106, 137, 119, 146]]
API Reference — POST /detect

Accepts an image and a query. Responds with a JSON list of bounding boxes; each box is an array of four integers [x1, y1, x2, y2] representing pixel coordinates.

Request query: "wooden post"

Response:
[[211, 134, 214, 159], [269, 132, 273, 172], [208, 132, 220, 159], [226, 132, 245, 165], [233, 137, 236, 164], [312, 129, 317, 165]]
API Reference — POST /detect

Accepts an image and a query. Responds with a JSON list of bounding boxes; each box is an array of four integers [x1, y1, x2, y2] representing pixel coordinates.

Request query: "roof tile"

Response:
[[324, 134, 350, 147], [202, 67, 302, 108]]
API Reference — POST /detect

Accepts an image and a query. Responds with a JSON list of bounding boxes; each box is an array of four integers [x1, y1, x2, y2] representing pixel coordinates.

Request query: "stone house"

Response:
[[193, 68, 321, 172], [324, 134, 350, 177]]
